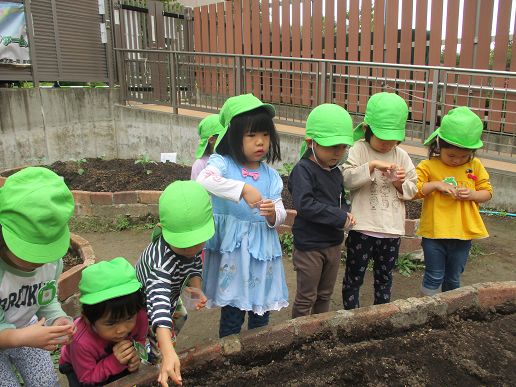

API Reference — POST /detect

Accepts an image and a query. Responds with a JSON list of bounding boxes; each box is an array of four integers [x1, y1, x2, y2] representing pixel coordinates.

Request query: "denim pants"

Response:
[[342, 231, 400, 310], [421, 237, 472, 296], [219, 305, 270, 338]]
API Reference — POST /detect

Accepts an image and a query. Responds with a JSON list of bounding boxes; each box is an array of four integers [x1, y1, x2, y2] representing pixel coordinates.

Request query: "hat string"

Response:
[[311, 143, 340, 171]]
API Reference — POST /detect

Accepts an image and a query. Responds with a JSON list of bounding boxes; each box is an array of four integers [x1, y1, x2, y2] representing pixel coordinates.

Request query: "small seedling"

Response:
[[97, 154, 106, 159], [278, 231, 294, 258], [176, 157, 191, 167], [135, 152, 157, 174], [71, 158, 87, 175], [27, 156, 49, 165], [276, 162, 296, 177]]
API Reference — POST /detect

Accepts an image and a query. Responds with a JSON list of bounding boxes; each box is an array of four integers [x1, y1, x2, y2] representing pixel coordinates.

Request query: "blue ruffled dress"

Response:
[[202, 155, 289, 315]]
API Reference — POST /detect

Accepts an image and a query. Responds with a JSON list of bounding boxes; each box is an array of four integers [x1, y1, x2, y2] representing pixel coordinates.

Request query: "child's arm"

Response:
[[0, 318, 72, 351], [197, 166, 256, 202], [456, 188, 492, 203], [156, 326, 182, 386], [187, 276, 207, 311]]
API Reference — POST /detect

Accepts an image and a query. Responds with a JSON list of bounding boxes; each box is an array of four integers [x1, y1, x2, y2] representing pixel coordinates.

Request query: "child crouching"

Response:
[[59, 258, 148, 386]]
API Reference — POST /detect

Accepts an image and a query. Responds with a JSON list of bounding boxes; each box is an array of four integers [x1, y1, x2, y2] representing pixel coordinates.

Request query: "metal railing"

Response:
[[115, 48, 516, 158]]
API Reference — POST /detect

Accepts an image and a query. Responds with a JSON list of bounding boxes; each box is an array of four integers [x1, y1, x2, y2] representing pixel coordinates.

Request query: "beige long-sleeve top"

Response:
[[343, 141, 418, 236]]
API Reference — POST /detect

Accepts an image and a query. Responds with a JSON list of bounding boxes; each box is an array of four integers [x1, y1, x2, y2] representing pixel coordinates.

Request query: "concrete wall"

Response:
[[1, 88, 515, 212]]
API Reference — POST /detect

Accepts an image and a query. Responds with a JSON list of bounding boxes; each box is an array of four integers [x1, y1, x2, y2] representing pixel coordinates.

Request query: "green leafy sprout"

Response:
[[276, 162, 296, 177], [278, 231, 294, 258], [71, 158, 87, 175], [135, 152, 157, 174]]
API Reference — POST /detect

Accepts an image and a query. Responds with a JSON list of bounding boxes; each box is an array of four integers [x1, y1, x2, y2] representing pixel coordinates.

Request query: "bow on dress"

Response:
[[242, 168, 259, 180]]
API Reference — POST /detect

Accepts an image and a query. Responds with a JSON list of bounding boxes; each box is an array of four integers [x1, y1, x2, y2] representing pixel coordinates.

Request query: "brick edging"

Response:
[[105, 281, 516, 387]]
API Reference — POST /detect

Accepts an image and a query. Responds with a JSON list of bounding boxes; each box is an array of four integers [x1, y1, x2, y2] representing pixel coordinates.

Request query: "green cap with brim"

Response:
[[195, 114, 224, 159], [0, 167, 74, 264], [159, 181, 215, 248], [215, 94, 275, 151], [423, 106, 483, 149], [353, 92, 408, 142], [79, 257, 141, 305], [300, 104, 354, 159]]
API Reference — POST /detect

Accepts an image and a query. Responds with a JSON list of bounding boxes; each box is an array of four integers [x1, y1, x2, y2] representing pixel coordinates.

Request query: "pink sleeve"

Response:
[[134, 308, 149, 347], [68, 339, 126, 384]]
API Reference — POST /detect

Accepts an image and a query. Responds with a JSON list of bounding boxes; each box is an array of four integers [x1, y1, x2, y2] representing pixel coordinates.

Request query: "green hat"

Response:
[[423, 106, 483, 149], [195, 114, 224, 159], [0, 167, 74, 264], [79, 257, 141, 305], [215, 94, 275, 151], [300, 104, 354, 159], [353, 92, 408, 142], [158, 181, 215, 248]]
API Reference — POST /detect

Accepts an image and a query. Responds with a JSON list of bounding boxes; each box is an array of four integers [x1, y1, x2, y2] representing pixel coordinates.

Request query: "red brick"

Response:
[[139, 190, 162, 204], [113, 191, 138, 204], [180, 341, 223, 371], [474, 281, 516, 308], [71, 190, 92, 204], [240, 321, 296, 351], [351, 302, 400, 326], [104, 363, 158, 387], [58, 264, 86, 301], [276, 225, 292, 236], [399, 237, 422, 254], [148, 204, 159, 218], [285, 209, 297, 226], [404, 219, 420, 236], [0, 176, 5, 187], [90, 192, 113, 205], [294, 313, 332, 338], [124, 204, 151, 218], [79, 205, 94, 216], [434, 286, 478, 315]]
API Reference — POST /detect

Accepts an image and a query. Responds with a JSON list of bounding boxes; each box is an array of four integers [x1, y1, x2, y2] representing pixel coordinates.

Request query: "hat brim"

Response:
[[162, 216, 215, 248], [195, 138, 209, 159], [423, 129, 483, 149], [353, 123, 366, 142], [3, 225, 71, 264], [80, 280, 141, 305]]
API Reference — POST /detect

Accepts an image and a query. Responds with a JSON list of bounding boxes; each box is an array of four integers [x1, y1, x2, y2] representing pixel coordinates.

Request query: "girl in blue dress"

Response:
[[197, 94, 289, 338]]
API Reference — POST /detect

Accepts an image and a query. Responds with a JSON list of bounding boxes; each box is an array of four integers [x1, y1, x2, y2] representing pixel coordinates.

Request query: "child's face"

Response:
[[86, 311, 138, 343], [307, 139, 347, 170], [369, 135, 398, 154], [242, 130, 270, 169], [170, 241, 206, 258], [439, 147, 472, 167], [0, 246, 44, 272]]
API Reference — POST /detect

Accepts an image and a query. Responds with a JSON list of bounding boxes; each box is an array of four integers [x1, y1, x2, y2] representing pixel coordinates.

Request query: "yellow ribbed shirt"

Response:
[[414, 157, 492, 240]]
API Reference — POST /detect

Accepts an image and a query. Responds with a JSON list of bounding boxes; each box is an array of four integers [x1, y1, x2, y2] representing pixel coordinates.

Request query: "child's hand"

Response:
[[371, 160, 398, 173], [195, 295, 208, 311], [158, 351, 182, 386], [241, 184, 262, 205], [435, 181, 459, 198], [456, 185, 474, 201], [127, 347, 141, 372], [113, 340, 135, 366], [21, 318, 73, 351], [260, 199, 277, 224], [58, 321, 77, 346], [392, 167, 406, 192], [345, 213, 356, 228]]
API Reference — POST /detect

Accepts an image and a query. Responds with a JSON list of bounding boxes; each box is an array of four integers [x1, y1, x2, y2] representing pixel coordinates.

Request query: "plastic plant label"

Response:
[[161, 153, 177, 163]]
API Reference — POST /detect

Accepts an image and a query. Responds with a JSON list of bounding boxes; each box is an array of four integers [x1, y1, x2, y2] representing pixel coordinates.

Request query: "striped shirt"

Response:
[[135, 235, 202, 332]]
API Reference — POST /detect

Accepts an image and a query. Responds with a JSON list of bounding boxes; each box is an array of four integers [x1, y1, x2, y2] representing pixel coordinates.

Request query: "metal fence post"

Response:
[[170, 52, 178, 114], [319, 61, 326, 105], [235, 56, 242, 95], [117, 50, 126, 105], [428, 68, 440, 137]]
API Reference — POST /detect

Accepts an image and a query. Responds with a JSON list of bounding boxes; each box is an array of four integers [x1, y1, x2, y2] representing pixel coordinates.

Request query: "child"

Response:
[[59, 257, 147, 386], [190, 114, 224, 181], [135, 180, 214, 387], [197, 93, 289, 338], [342, 92, 418, 309], [0, 167, 77, 387], [287, 104, 356, 318], [414, 106, 492, 296]]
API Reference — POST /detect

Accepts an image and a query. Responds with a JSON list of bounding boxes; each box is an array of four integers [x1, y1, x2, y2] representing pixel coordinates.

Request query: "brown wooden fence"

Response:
[[192, 0, 515, 131]]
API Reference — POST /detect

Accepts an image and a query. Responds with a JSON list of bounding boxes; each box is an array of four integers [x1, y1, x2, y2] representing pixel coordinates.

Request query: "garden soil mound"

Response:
[[153, 308, 516, 387]]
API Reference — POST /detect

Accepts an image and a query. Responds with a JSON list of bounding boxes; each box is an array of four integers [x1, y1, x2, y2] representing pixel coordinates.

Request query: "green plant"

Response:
[[278, 231, 294, 258], [71, 158, 87, 175], [395, 253, 424, 277], [97, 154, 106, 159], [135, 152, 157, 174], [276, 162, 296, 177], [176, 157, 191, 167], [116, 215, 131, 231], [27, 156, 49, 165]]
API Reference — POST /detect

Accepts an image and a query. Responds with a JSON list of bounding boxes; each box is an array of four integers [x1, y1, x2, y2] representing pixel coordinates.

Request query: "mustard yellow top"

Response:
[[414, 157, 493, 240]]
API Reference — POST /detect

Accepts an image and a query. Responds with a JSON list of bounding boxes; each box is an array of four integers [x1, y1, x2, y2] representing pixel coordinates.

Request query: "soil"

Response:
[[62, 247, 82, 272], [161, 309, 516, 387]]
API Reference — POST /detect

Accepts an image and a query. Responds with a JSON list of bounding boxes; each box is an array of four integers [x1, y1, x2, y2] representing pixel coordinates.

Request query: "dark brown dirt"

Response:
[[62, 247, 82, 272], [142, 308, 516, 387], [1, 159, 421, 217]]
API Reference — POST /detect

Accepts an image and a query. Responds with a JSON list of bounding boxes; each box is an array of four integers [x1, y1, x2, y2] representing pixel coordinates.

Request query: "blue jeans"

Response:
[[421, 238, 472, 296], [219, 305, 270, 338]]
